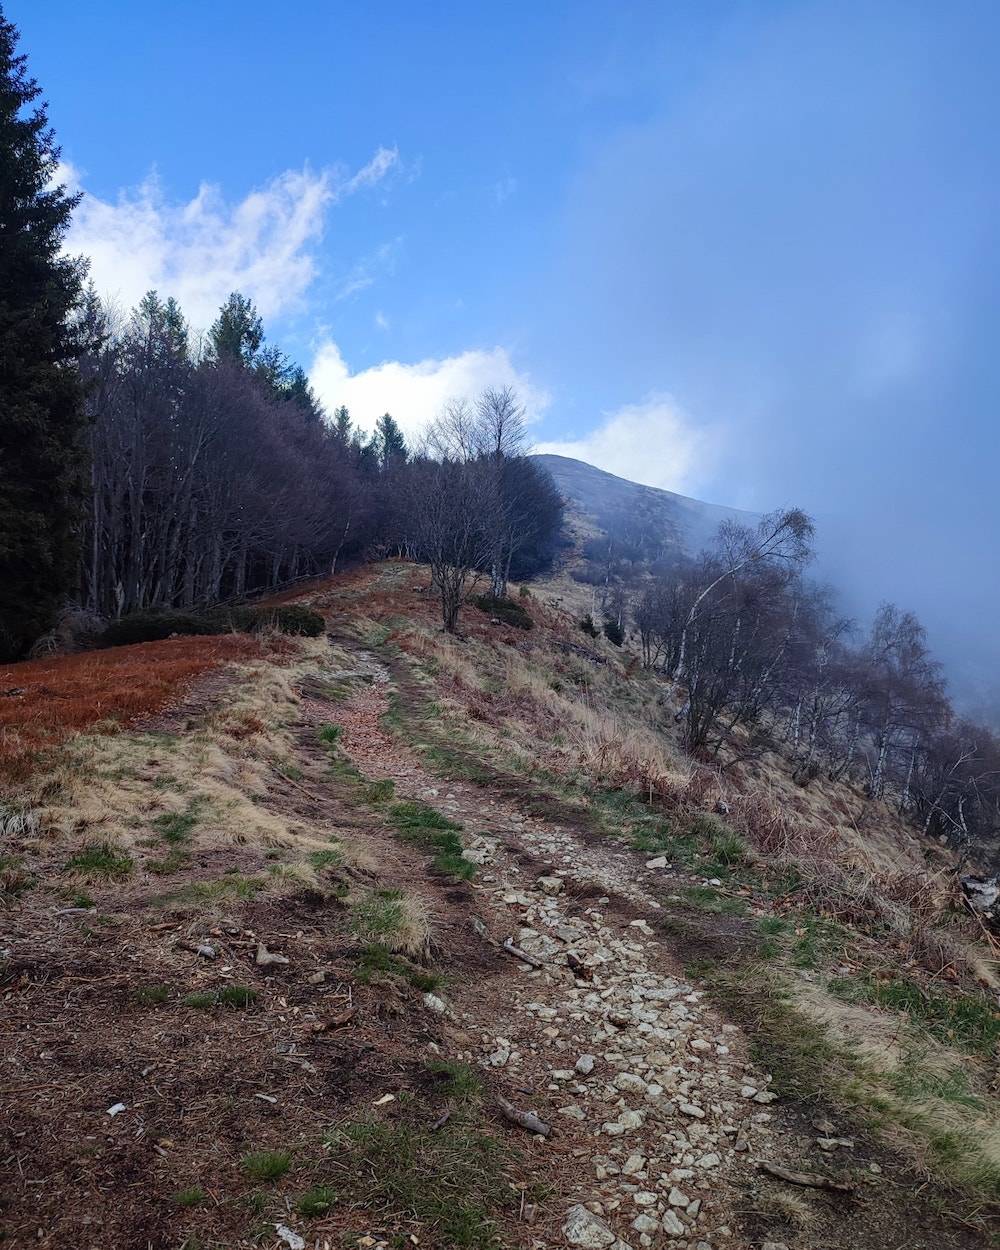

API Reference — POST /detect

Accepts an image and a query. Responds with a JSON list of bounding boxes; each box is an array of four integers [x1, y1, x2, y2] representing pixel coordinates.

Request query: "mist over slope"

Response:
[[539, 453, 998, 728], [533, 453, 756, 556]]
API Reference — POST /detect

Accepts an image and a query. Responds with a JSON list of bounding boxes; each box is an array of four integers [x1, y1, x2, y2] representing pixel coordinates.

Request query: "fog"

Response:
[[529, 2, 999, 723]]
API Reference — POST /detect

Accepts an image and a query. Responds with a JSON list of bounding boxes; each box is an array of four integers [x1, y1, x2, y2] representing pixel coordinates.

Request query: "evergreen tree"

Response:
[[371, 411, 408, 470], [208, 292, 262, 365], [0, 9, 87, 658]]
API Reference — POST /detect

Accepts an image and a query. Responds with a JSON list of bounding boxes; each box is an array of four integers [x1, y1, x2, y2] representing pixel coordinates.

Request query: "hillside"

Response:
[[532, 454, 757, 556], [1, 561, 998, 1250]]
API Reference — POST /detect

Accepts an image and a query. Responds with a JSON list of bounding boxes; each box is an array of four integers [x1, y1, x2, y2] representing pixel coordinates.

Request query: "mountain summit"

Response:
[[532, 453, 756, 555]]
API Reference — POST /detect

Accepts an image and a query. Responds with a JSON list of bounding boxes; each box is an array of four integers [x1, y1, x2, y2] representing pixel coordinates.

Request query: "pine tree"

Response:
[[0, 9, 87, 658], [372, 411, 408, 470], [208, 292, 262, 365]]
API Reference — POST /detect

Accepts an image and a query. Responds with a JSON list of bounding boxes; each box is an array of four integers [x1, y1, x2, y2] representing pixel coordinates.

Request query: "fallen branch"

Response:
[[757, 1161, 854, 1193], [502, 938, 544, 969], [496, 1095, 551, 1137]]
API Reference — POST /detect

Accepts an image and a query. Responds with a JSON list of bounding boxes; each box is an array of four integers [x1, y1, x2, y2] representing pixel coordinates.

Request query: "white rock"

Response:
[[423, 992, 447, 1014], [622, 1153, 647, 1175], [678, 1102, 705, 1119], [275, 1226, 305, 1250], [645, 857, 668, 869], [576, 1054, 597, 1075], [667, 1187, 689, 1207], [537, 875, 564, 895], [662, 1210, 686, 1236], [632, 1214, 660, 1234], [753, 1090, 778, 1104], [633, 1191, 658, 1207], [697, 1152, 721, 1168], [563, 1204, 617, 1248]]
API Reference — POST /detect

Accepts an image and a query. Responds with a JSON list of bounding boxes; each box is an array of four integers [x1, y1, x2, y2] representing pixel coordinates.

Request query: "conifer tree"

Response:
[[0, 8, 87, 658]]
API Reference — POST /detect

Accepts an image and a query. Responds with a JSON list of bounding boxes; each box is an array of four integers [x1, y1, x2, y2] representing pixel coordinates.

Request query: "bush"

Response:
[[579, 614, 600, 638], [471, 595, 533, 630], [213, 604, 324, 637], [100, 612, 215, 647], [602, 618, 625, 646], [99, 603, 324, 648]]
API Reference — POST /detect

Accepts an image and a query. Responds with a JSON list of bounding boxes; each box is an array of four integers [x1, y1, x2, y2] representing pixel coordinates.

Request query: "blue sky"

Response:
[[13, 1, 1000, 706]]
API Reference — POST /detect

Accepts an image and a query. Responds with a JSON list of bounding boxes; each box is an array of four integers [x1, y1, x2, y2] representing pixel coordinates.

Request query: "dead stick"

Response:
[[757, 1161, 854, 1192], [496, 1095, 551, 1137], [502, 939, 544, 969]]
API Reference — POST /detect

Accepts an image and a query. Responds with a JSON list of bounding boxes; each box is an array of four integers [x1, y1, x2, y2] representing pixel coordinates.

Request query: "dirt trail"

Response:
[[327, 650, 797, 1250]]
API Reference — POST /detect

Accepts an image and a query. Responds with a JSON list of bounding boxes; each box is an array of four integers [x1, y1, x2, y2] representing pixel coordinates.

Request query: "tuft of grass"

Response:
[[354, 942, 442, 992], [318, 723, 342, 746], [308, 848, 342, 870], [217, 984, 258, 1009], [364, 777, 396, 803], [388, 802, 472, 880], [241, 1149, 292, 1182], [351, 889, 405, 942], [152, 799, 203, 844], [147, 848, 189, 875], [296, 1185, 337, 1216], [172, 1186, 207, 1207], [181, 985, 258, 1010], [65, 842, 134, 881], [680, 884, 747, 915], [70, 890, 95, 908], [426, 1059, 482, 1103], [134, 984, 172, 1006], [830, 974, 1000, 1056]]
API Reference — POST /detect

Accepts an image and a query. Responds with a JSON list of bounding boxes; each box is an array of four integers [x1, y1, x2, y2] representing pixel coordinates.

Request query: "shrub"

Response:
[[471, 595, 533, 630], [602, 618, 625, 646], [579, 614, 600, 638], [100, 612, 214, 648], [99, 603, 324, 649]]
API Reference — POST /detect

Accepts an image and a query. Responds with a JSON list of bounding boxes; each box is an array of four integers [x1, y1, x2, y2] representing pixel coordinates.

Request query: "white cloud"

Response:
[[533, 393, 715, 496], [334, 238, 401, 301], [374, 310, 390, 331], [494, 175, 518, 205], [309, 340, 550, 439], [62, 150, 398, 329]]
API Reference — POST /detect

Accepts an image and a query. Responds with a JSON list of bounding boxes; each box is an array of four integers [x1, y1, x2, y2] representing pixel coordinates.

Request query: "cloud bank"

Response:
[[534, 394, 715, 496], [62, 148, 399, 328], [309, 340, 550, 439]]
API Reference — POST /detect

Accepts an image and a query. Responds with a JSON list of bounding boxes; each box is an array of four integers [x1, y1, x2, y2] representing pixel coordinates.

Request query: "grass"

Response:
[[351, 888, 406, 942], [318, 723, 342, 746], [0, 633, 265, 785], [172, 1186, 207, 1207], [181, 985, 258, 1010], [152, 799, 203, 844], [322, 1112, 513, 1249], [354, 943, 442, 992], [64, 842, 134, 881], [426, 1058, 482, 1103], [829, 973, 1000, 1056], [308, 847, 342, 870], [388, 801, 473, 880], [165, 875, 264, 905], [241, 1149, 292, 1182], [296, 1185, 337, 1216], [134, 984, 172, 1005], [698, 960, 856, 1104], [680, 884, 747, 915]]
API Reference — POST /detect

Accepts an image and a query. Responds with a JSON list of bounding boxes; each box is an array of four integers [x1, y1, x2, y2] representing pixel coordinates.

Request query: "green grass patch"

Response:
[[354, 942, 442, 992], [172, 1186, 207, 1207], [830, 974, 1000, 1056], [308, 848, 342, 870], [680, 885, 747, 915], [134, 984, 172, 1006], [241, 1149, 292, 1182], [181, 985, 258, 1010], [322, 1112, 513, 1249], [181, 991, 217, 1010], [388, 801, 472, 879], [351, 889, 405, 942], [65, 842, 134, 881], [152, 799, 204, 844], [318, 723, 342, 746], [296, 1185, 337, 1216], [364, 777, 396, 803]]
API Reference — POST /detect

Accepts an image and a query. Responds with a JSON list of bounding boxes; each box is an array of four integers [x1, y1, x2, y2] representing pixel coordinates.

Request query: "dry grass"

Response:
[[0, 634, 269, 785]]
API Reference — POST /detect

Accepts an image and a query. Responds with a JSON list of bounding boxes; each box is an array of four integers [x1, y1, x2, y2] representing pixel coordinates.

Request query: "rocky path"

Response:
[[331, 650, 788, 1250]]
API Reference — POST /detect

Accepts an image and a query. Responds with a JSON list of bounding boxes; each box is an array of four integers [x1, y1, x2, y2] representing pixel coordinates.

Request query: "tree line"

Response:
[[0, 11, 562, 657]]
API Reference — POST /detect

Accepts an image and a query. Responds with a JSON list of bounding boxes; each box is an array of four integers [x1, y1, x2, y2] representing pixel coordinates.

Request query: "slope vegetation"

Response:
[[0, 561, 997, 1250]]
